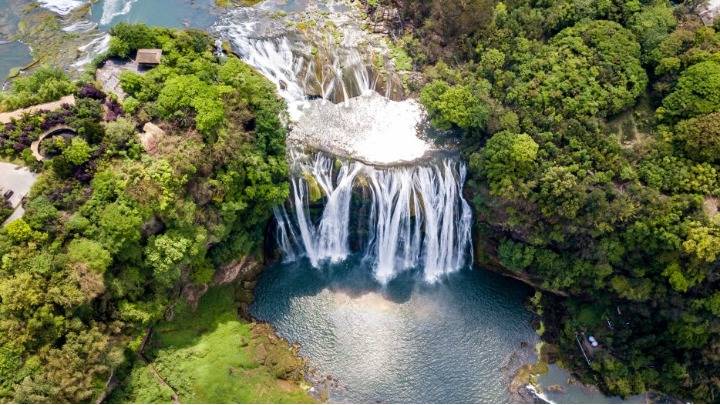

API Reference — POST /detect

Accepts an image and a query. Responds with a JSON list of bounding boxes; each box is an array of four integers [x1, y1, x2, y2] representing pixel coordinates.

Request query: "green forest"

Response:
[[1, 0, 719, 402], [374, 0, 720, 401], [0, 25, 313, 402]]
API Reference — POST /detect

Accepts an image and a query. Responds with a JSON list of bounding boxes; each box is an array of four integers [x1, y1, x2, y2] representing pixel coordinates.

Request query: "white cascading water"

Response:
[[62, 20, 98, 33], [275, 152, 473, 284], [215, 5, 472, 283], [35, 0, 85, 15], [72, 33, 111, 69], [216, 9, 376, 119]]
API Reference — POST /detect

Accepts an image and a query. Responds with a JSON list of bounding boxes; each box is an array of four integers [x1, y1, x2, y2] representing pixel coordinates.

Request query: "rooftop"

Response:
[[136, 49, 162, 65]]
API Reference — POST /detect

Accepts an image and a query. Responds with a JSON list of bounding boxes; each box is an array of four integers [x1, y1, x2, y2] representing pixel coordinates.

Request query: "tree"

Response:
[[108, 23, 163, 58], [155, 75, 227, 135], [660, 61, 720, 120], [23, 197, 59, 231], [674, 112, 720, 163], [683, 223, 720, 263], [4, 219, 33, 242], [536, 165, 584, 219], [0, 66, 75, 112], [97, 202, 143, 257], [12, 326, 123, 403], [382, 0, 494, 62], [540, 0, 633, 33], [497, 239, 535, 272], [104, 117, 137, 150], [629, 2, 677, 64], [63, 138, 92, 166], [508, 20, 647, 119], [478, 131, 538, 198], [144, 233, 192, 288], [419, 81, 489, 131], [119, 71, 161, 103], [0, 343, 23, 393], [66, 238, 112, 274], [69, 99, 105, 144]]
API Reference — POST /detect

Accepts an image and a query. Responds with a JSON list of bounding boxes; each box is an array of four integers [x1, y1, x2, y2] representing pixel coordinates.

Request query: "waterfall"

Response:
[[215, 4, 471, 283], [275, 152, 473, 284], [215, 8, 376, 119], [62, 20, 98, 33], [72, 33, 111, 69]]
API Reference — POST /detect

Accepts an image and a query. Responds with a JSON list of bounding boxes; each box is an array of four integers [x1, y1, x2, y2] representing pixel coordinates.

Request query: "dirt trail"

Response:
[[0, 95, 76, 124]]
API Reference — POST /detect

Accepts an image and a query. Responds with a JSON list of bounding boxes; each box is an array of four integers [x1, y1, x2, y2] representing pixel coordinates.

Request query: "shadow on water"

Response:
[[253, 254, 535, 310], [256, 256, 423, 305]]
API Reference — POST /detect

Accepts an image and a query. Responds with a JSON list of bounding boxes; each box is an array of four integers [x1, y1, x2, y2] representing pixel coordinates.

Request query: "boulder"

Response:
[[139, 122, 166, 153]]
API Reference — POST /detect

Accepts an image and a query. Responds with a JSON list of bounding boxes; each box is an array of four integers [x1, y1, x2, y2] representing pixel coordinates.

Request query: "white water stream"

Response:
[[98, 0, 138, 25], [35, 0, 85, 15], [274, 152, 473, 284], [212, 2, 472, 283], [214, 6, 433, 165]]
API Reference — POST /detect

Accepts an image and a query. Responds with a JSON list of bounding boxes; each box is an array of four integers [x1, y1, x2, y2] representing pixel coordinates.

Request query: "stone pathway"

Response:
[[96, 58, 141, 101], [30, 125, 76, 161], [0, 162, 38, 226], [0, 95, 76, 124]]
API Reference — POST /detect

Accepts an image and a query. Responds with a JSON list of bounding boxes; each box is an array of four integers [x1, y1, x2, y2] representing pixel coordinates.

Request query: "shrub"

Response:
[[0, 67, 75, 112]]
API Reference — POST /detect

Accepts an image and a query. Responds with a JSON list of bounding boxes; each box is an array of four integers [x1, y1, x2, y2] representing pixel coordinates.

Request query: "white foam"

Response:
[[62, 20, 98, 33], [35, 0, 85, 15], [72, 33, 111, 69], [290, 93, 432, 165], [525, 384, 554, 404], [99, 0, 137, 25]]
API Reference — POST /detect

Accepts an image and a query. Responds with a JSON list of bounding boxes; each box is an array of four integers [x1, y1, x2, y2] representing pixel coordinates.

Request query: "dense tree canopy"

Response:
[[508, 20, 648, 120], [674, 112, 720, 163], [659, 60, 720, 119], [0, 24, 289, 402], [379, 0, 720, 401]]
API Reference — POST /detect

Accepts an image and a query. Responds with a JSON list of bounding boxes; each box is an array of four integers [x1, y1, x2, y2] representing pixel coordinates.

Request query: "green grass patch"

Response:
[[112, 286, 314, 404], [389, 44, 413, 71]]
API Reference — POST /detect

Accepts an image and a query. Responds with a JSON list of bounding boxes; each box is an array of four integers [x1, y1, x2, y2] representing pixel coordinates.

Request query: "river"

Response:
[[0, 0, 32, 81], [2, 1, 631, 403]]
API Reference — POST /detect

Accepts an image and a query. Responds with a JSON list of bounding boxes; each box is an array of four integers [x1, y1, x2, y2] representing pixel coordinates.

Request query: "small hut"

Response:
[[136, 49, 162, 67]]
